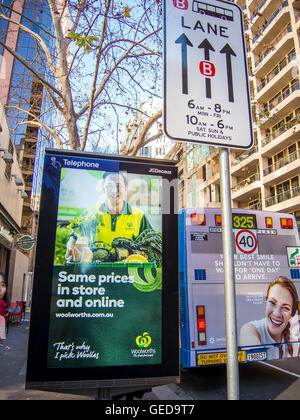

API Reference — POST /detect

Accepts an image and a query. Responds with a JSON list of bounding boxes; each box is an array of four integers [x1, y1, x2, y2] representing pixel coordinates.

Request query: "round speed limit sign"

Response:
[[235, 229, 258, 254]]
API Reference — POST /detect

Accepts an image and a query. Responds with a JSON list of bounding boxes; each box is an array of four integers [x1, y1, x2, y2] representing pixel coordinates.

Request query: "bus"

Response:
[[192, 1, 234, 21], [179, 208, 300, 367]]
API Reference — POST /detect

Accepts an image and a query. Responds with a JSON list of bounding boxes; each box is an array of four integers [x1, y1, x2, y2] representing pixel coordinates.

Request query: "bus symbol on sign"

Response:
[[199, 60, 215, 77], [173, 0, 188, 10], [192, 0, 234, 21]]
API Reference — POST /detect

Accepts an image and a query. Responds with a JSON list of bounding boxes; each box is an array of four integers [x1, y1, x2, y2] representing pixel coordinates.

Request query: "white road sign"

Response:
[[163, 0, 253, 149], [234, 229, 258, 254]]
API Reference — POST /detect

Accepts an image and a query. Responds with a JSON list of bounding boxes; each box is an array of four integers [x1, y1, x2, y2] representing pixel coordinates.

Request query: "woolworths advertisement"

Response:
[[26, 150, 179, 389], [44, 154, 168, 369]]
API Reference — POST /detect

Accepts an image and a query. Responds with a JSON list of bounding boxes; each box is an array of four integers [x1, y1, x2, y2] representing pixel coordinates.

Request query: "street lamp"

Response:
[[11, 174, 24, 186], [18, 189, 28, 199], [2, 151, 13, 163], [0, 146, 14, 163]]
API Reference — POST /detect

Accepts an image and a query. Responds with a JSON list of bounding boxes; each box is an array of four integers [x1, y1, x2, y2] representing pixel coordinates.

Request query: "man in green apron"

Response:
[[65, 172, 152, 262]]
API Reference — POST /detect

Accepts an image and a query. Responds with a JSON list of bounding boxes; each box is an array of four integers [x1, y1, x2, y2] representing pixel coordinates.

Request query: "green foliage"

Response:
[[69, 32, 97, 52], [54, 225, 70, 265], [67, 209, 99, 243], [111, 229, 163, 267]]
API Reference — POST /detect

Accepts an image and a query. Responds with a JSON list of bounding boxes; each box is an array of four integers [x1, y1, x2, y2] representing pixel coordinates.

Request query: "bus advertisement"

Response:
[[179, 208, 300, 367], [26, 149, 179, 394]]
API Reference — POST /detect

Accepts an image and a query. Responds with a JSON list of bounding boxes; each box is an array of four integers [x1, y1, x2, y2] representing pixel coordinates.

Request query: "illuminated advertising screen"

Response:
[[26, 150, 179, 390]]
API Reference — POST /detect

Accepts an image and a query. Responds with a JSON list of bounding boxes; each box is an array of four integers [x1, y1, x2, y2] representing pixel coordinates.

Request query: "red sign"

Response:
[[173, 0, 188, 10], [235, 229, 258, 254], [199, 61, 216, 77]]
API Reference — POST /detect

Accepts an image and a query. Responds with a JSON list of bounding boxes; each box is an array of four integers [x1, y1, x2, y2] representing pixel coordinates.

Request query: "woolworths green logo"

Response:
[[136, 332, 152, 348]]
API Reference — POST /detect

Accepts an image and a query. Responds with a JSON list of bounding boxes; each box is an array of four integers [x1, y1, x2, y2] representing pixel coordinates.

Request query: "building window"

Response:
[[202, 165, 206, 181], [4, 140, 13, 179], [177, 151, 183, 162]]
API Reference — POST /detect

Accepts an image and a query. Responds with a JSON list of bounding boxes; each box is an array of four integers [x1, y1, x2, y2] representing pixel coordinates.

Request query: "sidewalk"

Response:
[[0, 314, 89, 400], [0, 313, 181, 400]]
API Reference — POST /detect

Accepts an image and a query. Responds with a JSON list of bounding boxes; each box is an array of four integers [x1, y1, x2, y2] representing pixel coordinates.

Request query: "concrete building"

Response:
[[122, 100, 175, 159], [166, 0, 300, 232], [0, 101, 29, 303]]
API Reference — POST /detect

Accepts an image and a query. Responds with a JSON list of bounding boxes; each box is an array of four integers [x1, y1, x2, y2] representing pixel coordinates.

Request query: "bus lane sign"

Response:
[[163, 0, 253, 149]]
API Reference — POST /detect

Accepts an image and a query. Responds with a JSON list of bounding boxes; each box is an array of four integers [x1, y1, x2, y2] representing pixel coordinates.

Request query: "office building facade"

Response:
[[0, 0, 54, 302], [168, 0, 300, 232], [0, 0, 54, 235]]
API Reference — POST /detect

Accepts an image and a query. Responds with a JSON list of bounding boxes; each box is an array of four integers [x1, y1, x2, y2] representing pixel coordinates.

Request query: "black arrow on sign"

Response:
[[220, 43, 236, 103], [175, 33, 193, 95], [198, 39, 215, 99]]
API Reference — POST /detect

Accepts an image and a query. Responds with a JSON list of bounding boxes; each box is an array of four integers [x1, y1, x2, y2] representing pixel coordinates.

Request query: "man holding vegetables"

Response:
[[65, 171, 153, 263]]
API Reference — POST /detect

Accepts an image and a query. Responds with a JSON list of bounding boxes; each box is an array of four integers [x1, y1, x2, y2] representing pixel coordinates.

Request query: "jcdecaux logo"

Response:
[[136, 332, 152, 348]]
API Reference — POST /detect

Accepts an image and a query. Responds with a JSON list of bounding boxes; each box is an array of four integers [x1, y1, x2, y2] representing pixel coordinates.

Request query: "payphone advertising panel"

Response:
[[26, 149, 179, 391]]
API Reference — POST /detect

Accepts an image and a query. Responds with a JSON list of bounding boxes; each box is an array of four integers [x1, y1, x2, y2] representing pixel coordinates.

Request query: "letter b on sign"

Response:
[[200, 61, 216, 77], [173, 0, 188, 10]]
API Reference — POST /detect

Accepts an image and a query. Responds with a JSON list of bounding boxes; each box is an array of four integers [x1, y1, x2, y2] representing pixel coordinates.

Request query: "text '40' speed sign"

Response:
[[163, 0, 253, 149]]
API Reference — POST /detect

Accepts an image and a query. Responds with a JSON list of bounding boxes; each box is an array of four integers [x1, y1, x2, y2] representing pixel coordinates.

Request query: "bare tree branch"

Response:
[[2, 0, 163, 152], [77, 27, 162, 119], [0, 12, 58, 75], [80, 0, 112, 151], [6, 105, 64, 148], [0, 3, 56, 39], [126, 109, 162, 155], [0, 40, 62, 98]]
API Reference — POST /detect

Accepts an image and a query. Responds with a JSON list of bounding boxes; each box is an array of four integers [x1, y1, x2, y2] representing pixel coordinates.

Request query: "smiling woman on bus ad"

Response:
[[240, 276, 300, 359]]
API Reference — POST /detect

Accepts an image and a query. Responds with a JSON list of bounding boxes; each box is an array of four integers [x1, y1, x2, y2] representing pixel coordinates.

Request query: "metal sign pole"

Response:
[[219, 147, 239, 400]]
